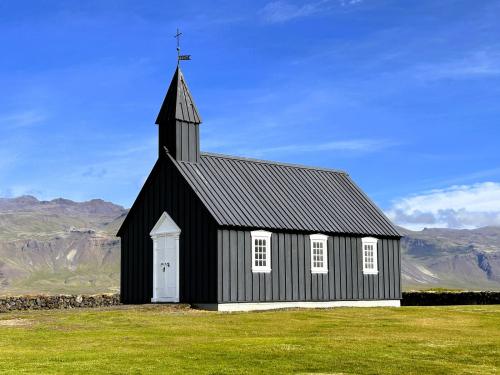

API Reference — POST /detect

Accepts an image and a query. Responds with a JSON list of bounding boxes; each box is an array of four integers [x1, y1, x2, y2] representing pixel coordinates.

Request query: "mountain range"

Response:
[[400, 226, 500, 290], [0, 196, 499, 295], [0, 196, 125, 295]]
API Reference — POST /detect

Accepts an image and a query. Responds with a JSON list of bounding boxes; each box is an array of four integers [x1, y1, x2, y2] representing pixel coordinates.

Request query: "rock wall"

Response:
[[0, 294, 120, 313], [2, 292, 499, 312], [402, 291, 500, 306]]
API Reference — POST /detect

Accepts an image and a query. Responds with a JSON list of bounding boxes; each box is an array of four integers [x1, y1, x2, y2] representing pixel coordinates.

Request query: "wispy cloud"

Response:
[[259, 0, 362, 24], [259, 1, 327, 23], [0, 110, 47, 129], [415, 50, 500, 81], [340, 0, 363, 6], [211, 138, 396, 159], [0, 185, 46, 199], [0, 134, 157, 205], [386, 182, 500, 230]]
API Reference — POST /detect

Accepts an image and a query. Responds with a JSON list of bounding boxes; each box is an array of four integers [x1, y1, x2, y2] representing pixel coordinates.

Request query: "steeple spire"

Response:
[[156, 66, 202, 125], [156, 66, 202, 162]]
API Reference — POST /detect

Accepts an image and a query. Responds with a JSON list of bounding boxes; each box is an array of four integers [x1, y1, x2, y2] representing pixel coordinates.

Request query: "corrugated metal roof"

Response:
[[155, 66, 202, 124], [168, 152, 401, 237]]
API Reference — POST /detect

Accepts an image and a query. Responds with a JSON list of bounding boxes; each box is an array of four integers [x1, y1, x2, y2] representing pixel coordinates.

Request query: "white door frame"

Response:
[[150, 212, 181, 303]]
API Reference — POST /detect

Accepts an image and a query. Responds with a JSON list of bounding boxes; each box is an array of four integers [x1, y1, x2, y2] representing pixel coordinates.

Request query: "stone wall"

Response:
[[402, 291, 500, 306], [2, 292, 499, 312], [0, 294, 120, 313]]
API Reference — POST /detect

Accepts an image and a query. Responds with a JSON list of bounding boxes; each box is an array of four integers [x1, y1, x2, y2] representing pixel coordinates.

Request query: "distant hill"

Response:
[[400, 226, 500, 290], [0, 196, 499, 295], [0, 196, 127, 295]]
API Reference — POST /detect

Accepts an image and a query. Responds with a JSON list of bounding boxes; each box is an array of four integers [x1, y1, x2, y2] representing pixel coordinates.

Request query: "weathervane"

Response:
[[174, 28, 191, 65]]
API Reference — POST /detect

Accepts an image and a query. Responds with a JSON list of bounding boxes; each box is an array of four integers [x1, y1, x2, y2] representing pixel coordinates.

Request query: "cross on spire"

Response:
[[174, 28, 182, 53], [174, 28, 191, 65]]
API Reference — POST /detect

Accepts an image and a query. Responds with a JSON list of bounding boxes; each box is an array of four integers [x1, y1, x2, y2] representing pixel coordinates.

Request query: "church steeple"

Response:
[[156, 66, 202, 162]]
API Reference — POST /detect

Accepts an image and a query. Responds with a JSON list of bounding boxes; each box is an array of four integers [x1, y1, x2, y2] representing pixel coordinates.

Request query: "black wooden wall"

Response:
[[119, 155, 401, 305], [119, 155, 218, 304], [159, 120, 200, 162], [217, 229, 401, 303]]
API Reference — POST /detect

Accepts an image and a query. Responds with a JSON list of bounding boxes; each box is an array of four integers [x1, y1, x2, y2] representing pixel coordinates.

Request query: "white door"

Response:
[[153, 234, 179, 302], [150, 211, 181, 303]]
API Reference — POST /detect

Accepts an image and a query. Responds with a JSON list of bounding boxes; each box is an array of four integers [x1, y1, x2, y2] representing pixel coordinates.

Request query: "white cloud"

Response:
[[207, 138, 395, 159], [340, 0, 363, 6], [0, 185, 44, 199], [0, 110, 47, 128], [386, 182, 500, 230], [245, 138, 394, 156], [259, 0, 363, 23], [259, 1, 327, 23], [415, 50, 500, 81]]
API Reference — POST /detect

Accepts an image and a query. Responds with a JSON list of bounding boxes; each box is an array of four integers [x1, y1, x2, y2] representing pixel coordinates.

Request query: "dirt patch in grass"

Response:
[[0, 318, 32, 327]]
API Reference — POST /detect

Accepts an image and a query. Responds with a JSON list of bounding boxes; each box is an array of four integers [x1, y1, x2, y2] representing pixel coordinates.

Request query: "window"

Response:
[[251, 230, 272, 273], [362, 237, 378, 274], [310, 234, 328, 273]]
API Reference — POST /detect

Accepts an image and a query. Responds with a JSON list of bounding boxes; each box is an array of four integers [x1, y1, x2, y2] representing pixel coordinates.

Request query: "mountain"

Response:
[[0, 196, 499, 295], [0, 196, 127, 295], [400, 226, 500, 290]]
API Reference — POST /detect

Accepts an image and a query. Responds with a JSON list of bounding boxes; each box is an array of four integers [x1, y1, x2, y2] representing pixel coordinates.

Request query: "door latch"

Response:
[[160, 262, 170, 272]]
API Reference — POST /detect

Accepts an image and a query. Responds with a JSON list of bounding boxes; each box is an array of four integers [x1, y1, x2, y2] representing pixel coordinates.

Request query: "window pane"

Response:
[[311, 240, 326, 270], [363, 241, 377, 271], [253, 236, 270, 270]]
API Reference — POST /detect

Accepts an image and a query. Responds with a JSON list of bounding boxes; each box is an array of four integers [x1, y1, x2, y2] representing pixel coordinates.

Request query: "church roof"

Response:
[[168, 151, 401, 237], [155, 66, 202, 124]]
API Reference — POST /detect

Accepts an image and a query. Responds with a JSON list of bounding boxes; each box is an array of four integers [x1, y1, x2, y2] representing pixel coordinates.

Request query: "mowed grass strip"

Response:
[[0, 305, 498, 374]]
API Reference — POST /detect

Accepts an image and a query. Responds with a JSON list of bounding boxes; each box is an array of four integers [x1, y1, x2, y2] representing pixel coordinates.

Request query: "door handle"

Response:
[[160, 262, 170, 272]]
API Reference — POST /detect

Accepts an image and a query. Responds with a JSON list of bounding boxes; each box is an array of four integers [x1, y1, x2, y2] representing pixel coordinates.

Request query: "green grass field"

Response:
[[0, 305, 498, 374]]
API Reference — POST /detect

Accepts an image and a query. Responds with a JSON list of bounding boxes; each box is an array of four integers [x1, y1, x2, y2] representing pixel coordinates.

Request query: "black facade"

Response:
[[217, 230, 401, 303], [117, 65, 402, 305], [119, 156, 218, 304], [159, 119, 200, 162]]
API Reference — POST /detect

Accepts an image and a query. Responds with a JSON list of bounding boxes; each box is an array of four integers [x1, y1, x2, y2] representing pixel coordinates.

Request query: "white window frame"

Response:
[[310, 234, 328, 274], [251, 230, 272, 273], [362, 237, 378, 275]]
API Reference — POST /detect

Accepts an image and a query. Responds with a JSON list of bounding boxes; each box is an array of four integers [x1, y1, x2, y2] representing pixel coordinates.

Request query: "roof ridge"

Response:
[[200, 152, 348, 175]]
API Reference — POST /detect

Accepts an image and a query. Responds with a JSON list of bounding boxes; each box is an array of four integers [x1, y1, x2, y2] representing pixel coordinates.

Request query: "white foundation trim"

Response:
[[195, 300, 400, 312], [151, 297, 179, 303]]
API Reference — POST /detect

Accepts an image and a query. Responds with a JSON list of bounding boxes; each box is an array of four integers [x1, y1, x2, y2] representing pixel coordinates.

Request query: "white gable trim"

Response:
[[150, 211, 181, 237], [250, 230, 272, 238], [309, 233, 328, 241]]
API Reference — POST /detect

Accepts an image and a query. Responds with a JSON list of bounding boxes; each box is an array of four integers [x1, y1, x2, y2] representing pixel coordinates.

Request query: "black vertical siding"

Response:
[[217, 229, 401, 303], [159, 120, 200, 163], [120, 158, 400, 305], [119, 156, 218, 304], [176, 120, 200, 163]]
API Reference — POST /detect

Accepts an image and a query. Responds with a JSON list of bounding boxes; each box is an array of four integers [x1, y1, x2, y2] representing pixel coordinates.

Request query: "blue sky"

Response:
[[1, 0, 500, 229]]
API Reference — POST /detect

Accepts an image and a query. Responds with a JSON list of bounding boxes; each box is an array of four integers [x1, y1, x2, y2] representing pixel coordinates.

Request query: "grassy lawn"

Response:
[[0, 305, 498, 374]]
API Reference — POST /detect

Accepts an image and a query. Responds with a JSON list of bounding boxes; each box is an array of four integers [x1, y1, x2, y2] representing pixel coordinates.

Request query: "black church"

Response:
[[117, 65, 402, 311]]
